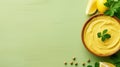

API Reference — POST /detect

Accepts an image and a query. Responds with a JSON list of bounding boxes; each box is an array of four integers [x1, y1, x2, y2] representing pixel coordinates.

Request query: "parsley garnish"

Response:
[[86, 62, 99, 67], [110, 54, 120, 67], [87, 65, 93, 67], [97, 29, 111, 42], [95, 62, 99, 67], [104, 0, 120, 19]]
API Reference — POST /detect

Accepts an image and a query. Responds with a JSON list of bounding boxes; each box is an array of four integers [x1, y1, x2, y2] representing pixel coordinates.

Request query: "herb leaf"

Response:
[[102, 36, 106, 41], [95, 62, 99, 67], [97, 32, 102, 38], [87, 65, 92, 67], [114, 8, 120, 18], [110, 54, 120, 67], [104, 34, 111, 39], [103, 29, 108, 34], [104, 9, 114, 16]]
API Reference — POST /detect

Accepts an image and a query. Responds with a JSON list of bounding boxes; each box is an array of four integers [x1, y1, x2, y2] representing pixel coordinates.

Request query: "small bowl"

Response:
[[81, 14, 120, 57]]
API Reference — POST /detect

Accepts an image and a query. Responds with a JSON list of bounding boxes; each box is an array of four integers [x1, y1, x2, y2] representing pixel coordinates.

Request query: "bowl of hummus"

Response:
[[82, 14, 120, 57]]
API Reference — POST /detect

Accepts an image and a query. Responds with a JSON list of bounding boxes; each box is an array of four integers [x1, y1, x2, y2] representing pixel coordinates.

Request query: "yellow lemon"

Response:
[[97, 0, 108, 13], [100, 62, 116, 67], [86, 0, 97, 15]]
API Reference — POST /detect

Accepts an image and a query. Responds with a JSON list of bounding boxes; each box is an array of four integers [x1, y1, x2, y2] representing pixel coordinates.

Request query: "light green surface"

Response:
[[0, 0, 111, 67]]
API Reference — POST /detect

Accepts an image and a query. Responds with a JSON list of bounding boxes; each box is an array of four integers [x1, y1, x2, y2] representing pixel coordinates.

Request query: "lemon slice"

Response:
[[97, 0, 108, 14], [86, 0, 97, 15], [100, 62, 116, 67]]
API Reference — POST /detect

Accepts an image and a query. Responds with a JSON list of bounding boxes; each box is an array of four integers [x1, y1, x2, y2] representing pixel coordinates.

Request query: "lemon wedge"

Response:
[[86, 0, 97, 15], [100, 62, 116, 67], [97, 0, 108, 14]]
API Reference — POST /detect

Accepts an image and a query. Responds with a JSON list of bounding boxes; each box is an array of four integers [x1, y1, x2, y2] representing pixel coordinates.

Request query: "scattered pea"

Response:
[[75, 62, 78, 66], [73, 57, 76, 61], [64, 57, 93, 66], [70, 62, 73, 65], [82, 63, 85, 66], [87, 59, 91, 63], [64, 62, 67, 65]]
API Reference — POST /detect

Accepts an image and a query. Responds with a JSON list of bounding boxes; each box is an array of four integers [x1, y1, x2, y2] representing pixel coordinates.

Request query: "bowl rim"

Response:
[[81, 14, 120, 57]]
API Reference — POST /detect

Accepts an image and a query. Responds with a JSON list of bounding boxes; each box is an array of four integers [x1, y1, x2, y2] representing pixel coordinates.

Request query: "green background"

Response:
[[0, 0, 112, 67]]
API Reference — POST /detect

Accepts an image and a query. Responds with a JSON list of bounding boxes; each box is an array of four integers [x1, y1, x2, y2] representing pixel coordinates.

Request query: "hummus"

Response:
[[82, 15, 120, 56]]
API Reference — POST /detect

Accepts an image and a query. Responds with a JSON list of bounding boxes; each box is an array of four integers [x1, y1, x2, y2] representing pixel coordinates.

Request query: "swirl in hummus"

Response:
[[82, 15, 120, 56]]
